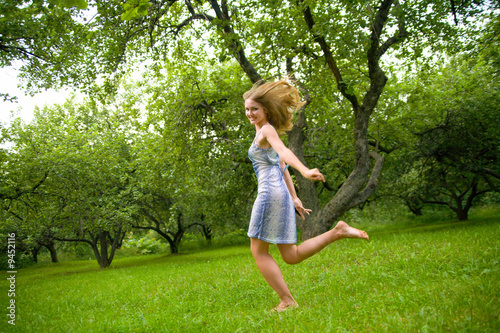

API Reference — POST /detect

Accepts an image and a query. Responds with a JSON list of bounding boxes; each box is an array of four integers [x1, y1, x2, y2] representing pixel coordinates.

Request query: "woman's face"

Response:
[[245, 99, 268, 127]]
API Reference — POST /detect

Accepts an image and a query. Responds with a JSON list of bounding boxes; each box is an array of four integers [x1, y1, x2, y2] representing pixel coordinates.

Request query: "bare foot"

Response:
[[271, 301, 299, 313], [333, 221, 369, 241]]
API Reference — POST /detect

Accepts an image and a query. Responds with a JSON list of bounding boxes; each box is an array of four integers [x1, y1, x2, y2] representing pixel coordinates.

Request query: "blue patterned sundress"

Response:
[[247, 125, 297, 244]]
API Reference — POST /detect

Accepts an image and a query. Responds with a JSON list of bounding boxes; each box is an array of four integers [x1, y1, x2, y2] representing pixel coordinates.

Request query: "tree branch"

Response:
[[300, 1, 359, 108], [376, 0, 408, 59], [421, 199, 450, 206], [169, 13, 214, 36], [0, 44, 47, 62], [368, 139, 401, 154], [482, 167, 500, 180], [208, 0, 261, 83], [362, 0, 395, 113], [1, 171, 49, 201]]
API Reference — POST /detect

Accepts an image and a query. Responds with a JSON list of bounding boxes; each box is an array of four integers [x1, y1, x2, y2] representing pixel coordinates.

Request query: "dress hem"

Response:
[[247, 234, 297, 245]]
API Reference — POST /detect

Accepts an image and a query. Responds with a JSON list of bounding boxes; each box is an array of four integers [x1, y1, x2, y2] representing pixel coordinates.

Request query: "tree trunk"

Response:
[[44, 241, 59, 263], [133, 213, 187, 254], [53, 226, 125, 269], [297, 1, 394, 239], [203, 226, 212, 246], [90, 229, 124, 269], [31, 245, 42, 263], [405, 200, 423, 216], [456, 208, 469, 221], [403, 196, 424, 216], [170, 213, 186, 254], [302, 110, 385, 239], [285, 86, 320, 232], [90, 232, 111, 269], [161, 236, 178, 254], [170, 239, 180, 254]]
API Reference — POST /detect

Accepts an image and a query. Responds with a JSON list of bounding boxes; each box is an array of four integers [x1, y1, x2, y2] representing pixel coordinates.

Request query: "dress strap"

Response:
[[253, 129, 262, 143], [253, 124, 273, 143]]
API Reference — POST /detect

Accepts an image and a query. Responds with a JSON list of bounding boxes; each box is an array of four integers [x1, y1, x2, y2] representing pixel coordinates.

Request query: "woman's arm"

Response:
[[281, 160, 311, 220], [281, 159, 297, 199], [262, 125, 325, 182]]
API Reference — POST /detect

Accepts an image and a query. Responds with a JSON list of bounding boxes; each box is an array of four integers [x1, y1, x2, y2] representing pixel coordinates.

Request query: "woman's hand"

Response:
[[293, 197, 312, 220], [303, 168, 325, 182]]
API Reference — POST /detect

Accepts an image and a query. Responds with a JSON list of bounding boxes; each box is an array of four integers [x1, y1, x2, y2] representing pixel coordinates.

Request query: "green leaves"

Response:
[[373, 47, 500, 219], [49, 0, 88, 10], [121, 0, 152, 20], [1, 96, 141, 263]]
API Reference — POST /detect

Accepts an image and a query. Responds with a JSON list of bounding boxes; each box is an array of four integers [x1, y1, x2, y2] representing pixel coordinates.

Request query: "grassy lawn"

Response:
[[1, 215, 499, 332]]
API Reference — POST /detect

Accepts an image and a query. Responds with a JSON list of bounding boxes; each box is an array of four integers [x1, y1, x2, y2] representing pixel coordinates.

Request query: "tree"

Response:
[[1, 118, 59, 263], [412, 58, 499, 219], [153, 0, 490, 237], [375, 46, 500, 220], [2, 98, 139, 268], [128, 130, 192, 254]]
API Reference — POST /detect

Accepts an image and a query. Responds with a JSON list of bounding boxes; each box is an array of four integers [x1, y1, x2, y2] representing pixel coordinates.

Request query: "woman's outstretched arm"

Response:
[[261, 125, 325, 182]]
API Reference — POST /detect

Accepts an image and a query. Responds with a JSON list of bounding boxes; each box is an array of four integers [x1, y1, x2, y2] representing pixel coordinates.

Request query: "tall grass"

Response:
[[1, 213, 499, 332]]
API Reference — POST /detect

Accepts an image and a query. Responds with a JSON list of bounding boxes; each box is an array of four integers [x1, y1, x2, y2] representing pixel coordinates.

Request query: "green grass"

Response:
[[1, 215, 499, 332]]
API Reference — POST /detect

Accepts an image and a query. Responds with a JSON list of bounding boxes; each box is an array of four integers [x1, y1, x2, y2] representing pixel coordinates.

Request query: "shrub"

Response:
[[122, 231, 168, 255]]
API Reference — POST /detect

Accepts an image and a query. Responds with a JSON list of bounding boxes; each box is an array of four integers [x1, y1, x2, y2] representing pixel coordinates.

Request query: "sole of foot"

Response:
[[336, 221, 369, 241]]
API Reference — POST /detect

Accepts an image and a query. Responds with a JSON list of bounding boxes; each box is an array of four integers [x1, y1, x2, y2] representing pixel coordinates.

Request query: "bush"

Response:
[[58, 242, 94, 260], [179, 229, 248, 252], [0, 251, 36, 270], [122, 231, 168, 255]]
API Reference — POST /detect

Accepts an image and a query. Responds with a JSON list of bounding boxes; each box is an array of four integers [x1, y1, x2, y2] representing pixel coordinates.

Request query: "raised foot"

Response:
[[270, 302, 299, 313], [334, 221, 369, 241]]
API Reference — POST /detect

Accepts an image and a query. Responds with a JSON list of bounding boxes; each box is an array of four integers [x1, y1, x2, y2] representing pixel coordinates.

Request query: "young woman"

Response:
[[244, 78, 369, 312]]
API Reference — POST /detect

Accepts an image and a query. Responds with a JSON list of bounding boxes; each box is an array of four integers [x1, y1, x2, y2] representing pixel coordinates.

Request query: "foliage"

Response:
[[0, 56, 255, 263], [0, 0, 95, 96], [122, 230, 168, 255], [121, 0, 151, 20], [179, 228, 248, 252], [376, 49, 500, 220], [1, 96, 139, 268], [2, 0, 493, 93]]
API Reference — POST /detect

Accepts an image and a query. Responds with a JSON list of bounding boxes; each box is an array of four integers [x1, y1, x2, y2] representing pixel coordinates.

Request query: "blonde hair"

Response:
[[243, 78, 305, 133]]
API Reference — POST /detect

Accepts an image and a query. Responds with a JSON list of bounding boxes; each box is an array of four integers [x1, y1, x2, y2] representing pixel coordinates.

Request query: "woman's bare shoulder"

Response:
[[261, 124, 278, 136]]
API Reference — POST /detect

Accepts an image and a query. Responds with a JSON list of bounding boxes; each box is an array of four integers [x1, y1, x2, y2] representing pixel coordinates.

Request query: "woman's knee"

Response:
[[250, 238, 269, 258], [278, 245, 301, 265], [251, 248, 265, 261], [282, 255, 301, 265]]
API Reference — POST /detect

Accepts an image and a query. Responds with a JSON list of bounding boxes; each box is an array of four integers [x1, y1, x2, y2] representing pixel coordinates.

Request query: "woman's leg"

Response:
[[278, 221, 369, 265], [250, 238, 297, 311]]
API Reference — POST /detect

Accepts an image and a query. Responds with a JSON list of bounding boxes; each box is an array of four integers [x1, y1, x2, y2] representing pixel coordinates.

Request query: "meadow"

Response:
[[1, 212, 499, 332]]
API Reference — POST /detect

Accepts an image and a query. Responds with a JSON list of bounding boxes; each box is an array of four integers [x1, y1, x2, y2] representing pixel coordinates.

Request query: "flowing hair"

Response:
[[243, 78, 305, 134]]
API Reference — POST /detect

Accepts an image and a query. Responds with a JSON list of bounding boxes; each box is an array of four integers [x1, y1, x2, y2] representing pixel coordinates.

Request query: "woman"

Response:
[[244, 78, 369, 312]]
